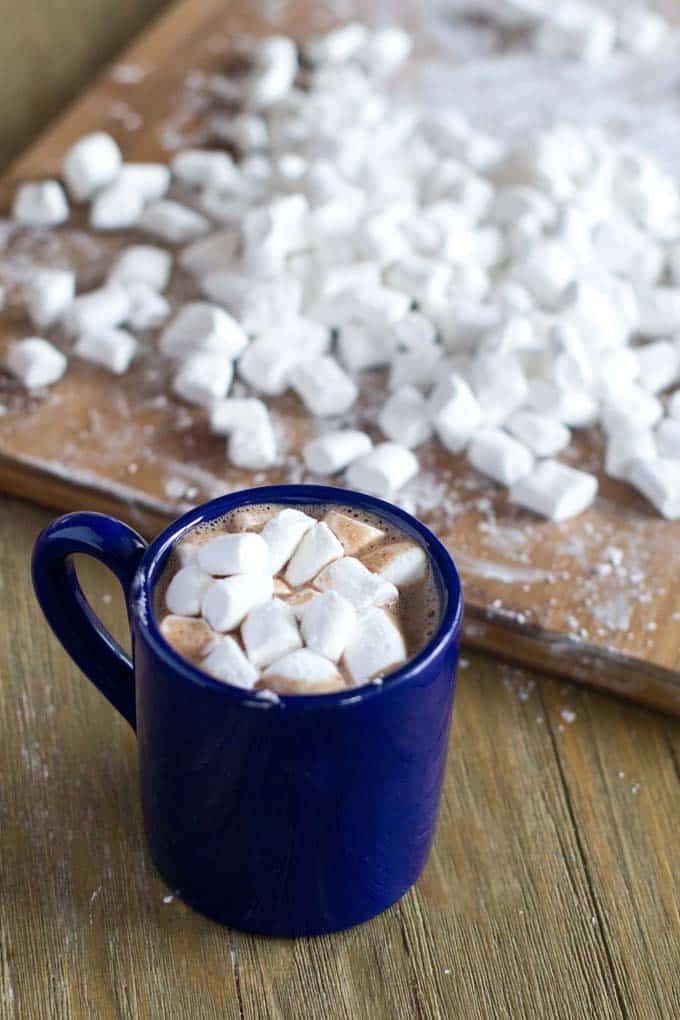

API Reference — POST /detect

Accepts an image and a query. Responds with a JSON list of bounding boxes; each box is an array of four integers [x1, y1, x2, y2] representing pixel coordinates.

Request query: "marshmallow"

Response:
[[203, 274, 303, 334], [241, 598, 302, 668], [299, 591, 357, 662], [247, 36, 298, 109], [636, 341, 680, 395], [388, 345, 444, 392], [260, 508, 316, 573], [160, 615, 216, 660], [592, 347, 640, 400], [165, 564, 212, 616], [237, 330, 319, 397], [26, 268, 75, 330], [289, 356, 358, 416], [202, 573, 274, 631], [360, 25, 412, 76], [394, 312, 437, 349], [527, 379, 599, 428], [605, 427, 656, 481], [209, 397, 269, 436], [12, 181, 69, 227], [242, 194, 308, 263], [429, 374, 484, 453], [323, 509, 384, 555], [437, 300, 501, 353], [362, 541, 427, 587], [346, 443, 419, 497], [285, 522, 344, 587], [109, 245, 172, 291], [62, 132, 123, 201], [315, 556, 398, 611], [115, 163, 171, 202], [262, 649, 344, 694], [171, 149, 241, 190], [669, 391, 680, 420], [637, 288, 680, 336], [469, 352, 529, 426], [506, 410, 571, 457], [74, 327, 138, 375], [509, 459, 598, 521], [512, 241, 577, 307], [210, 112, 269, 151], [179, 230, 240, 276], [378, 386, 433, 449], [337, 323, 398, 373], [286, 587, 317, 616], [656, 418, 680, 459], [90, 179, 144, 230], [617, 7, 666, 56], [172, 351, 233, 407], [592, 216, 663, 285], [535, 5, 616, 64], [306, 22, 369, 64], [468, 428, 534, 485], [628, 458, 680, 519], [343, 606, 407, 684], [65, 284, 131, 335], [138, 200, 211, 244], [559, 280, 630, 352], [160, 303, 248, 359], [125, 283, 169, 331], [197, 531, 269, 576], [228, 420, 277, 470], [303, 430, 372, 476], [201, 636, 259, 689], [601, 385, 663, 434], [5, 337, 67, 389]]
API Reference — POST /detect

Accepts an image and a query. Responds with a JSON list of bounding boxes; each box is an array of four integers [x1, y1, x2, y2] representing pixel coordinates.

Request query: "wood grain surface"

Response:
[[0, 493, 678, 1019], [0, 0, 679, 714]]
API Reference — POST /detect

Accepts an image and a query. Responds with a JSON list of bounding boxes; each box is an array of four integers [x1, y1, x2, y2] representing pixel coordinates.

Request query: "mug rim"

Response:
[[130, 484, 464, 711]]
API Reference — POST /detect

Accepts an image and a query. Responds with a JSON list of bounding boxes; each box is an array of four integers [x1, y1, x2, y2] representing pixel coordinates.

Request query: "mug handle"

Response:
[[31, 511, 148, 730]]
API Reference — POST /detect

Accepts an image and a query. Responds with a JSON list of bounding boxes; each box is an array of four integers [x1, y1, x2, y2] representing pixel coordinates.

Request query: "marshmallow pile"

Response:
[[6, 20, 680, 519], [160, 506, 429, 694]]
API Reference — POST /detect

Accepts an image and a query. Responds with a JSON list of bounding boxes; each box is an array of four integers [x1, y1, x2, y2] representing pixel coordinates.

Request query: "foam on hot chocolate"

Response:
[[155, 502, 441, 695]]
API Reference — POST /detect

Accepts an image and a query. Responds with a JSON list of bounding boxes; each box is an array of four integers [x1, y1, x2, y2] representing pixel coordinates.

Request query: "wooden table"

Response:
[[1, 492, 678, 1018]]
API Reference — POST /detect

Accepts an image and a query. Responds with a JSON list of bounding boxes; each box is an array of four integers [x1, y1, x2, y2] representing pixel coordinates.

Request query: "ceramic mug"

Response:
[[32, 485, 463, 936]]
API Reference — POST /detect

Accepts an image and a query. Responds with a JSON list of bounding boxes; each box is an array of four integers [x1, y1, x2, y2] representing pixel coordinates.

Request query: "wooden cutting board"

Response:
[[1, 0, 678, 714]]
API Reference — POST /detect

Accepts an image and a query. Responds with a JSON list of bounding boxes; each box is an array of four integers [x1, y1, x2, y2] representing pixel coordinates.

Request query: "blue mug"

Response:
[[32, 485, 463, 936]]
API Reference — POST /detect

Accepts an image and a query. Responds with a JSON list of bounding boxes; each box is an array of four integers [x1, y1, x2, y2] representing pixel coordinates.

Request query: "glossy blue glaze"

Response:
[[32, 486, 463, 936]]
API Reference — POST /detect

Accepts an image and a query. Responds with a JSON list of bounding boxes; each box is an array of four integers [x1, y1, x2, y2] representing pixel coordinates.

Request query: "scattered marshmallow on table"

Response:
[[604, 427, 656, 482], [288, 356, 358, 417], [125, 283, 169, 331], [26, 268, 76, 330], [601, 385, 663, 434], [628, 458, 680, 519], [343, 606, 407, 684], [506, 410, 571, 458], [509, 459, 598, 521], [285, 522, 344, 587], [637, 288, 680, 336], [228, 419, 277, 470], [299, 591, 357, 662], [62, 132, 122, 201], [303, 430, 372, 476], [314, 556, 398, 611], [656, 418, 680, 459], [636, 341, 680, 394], [202, 573, 274, 631], [160, 302, 248, 359], [74, 327, 138, 375], [172, 351, 233, 407], [197, 531, 269, 575], [5, 338, 67, 389], [201, 636, 259, 689], [90, 180, 145, 230], [378, 385, 432, 449], [388, 345, 443, 393], [65, 284, 131, 335], [179, 230, 240, 276], [12, 181, 69, 228], [171, 149, 241, 190], [346, 443, 419, 498], [468, 428, 534, 486], [241, 598, 302, 669], [109, 245, 172, 292], [429, 374, 484, 453], [209, 397, 270, 436], [260, 509, 316, 574], [138, 200, 211, 244]]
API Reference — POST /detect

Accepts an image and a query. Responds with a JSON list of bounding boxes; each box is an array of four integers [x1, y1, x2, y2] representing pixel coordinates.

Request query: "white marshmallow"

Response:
[[512, 241, 577, 307], [125, 283, 169, 331], [203, 274, 303, 333], [337, 323, 398, 373], [617, 7, 667, 56], [360, 25, 412, 76], [669, 390, 680, 420], [179, 230, 240, 276], [5, 337, 67, 389], [345, 443, 419, 498], [62, 132, 122, 201], [197, 531, 269, 576], [303, 430, 372, 476], [469, 351, 529, 426], [202, 573, 274, 631], [560, 280, 630, 352], [201, 636, 259, 689], [535, 4, 616, 64], [656, 418, 680, 459], [247, 36, 298, 109], [115, 163, 171, 202], [260, 508, 316, 574], [26, 268, 75, 330], [160, 302, 248, 359], [605, 427, 656, 482], [468, 428, 534, 485], [74, 327, 138, 375], [262, 649, 343, 693], [109, 245, 172, 291], [509, 459, 598, 521], [394, 312, 437, 349], [12, 181, 69, 227], [506, 410, 571, 457], [65, 284, 131, 335], [527, 379, 599, 428], [315, 556, 398, 611], [636, 341, 680, 394], [299, 591, 357, 662], [241, 598, 302, 668], [601, 385, 663, 434], [436, 301, 501, 353], [171, 149, 241, 190], [429, 373, 484, 453], [592, 347, 640, 401], [306, 22, 369, 64], [90, 179, 144, 230], [388, 345, 444, 392], [209, 397, 269, 436], [228, 419, 277, 469], [242, 194, 308, 263], [172, 352, 233, 407], [160, 615, 216, 660], [139, 200, 211, 244], [378, 386, 432, 449], [592, 216, 663, 285], [285, 522, 344, 587], [628, 458, 680, 519], [289, 356, 358, 416], [637, 288, 680, 336], [323, 509, 384, 556], [362, 541, 427, 588], [165, 564, 212, 616], [210, 112, 268, 151], [343, 606, 407, 684], [237, 331, 316, 397]]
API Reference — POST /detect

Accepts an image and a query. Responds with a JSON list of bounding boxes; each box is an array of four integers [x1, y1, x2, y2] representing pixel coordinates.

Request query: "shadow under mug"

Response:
[[32, 485, 464, 936]]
